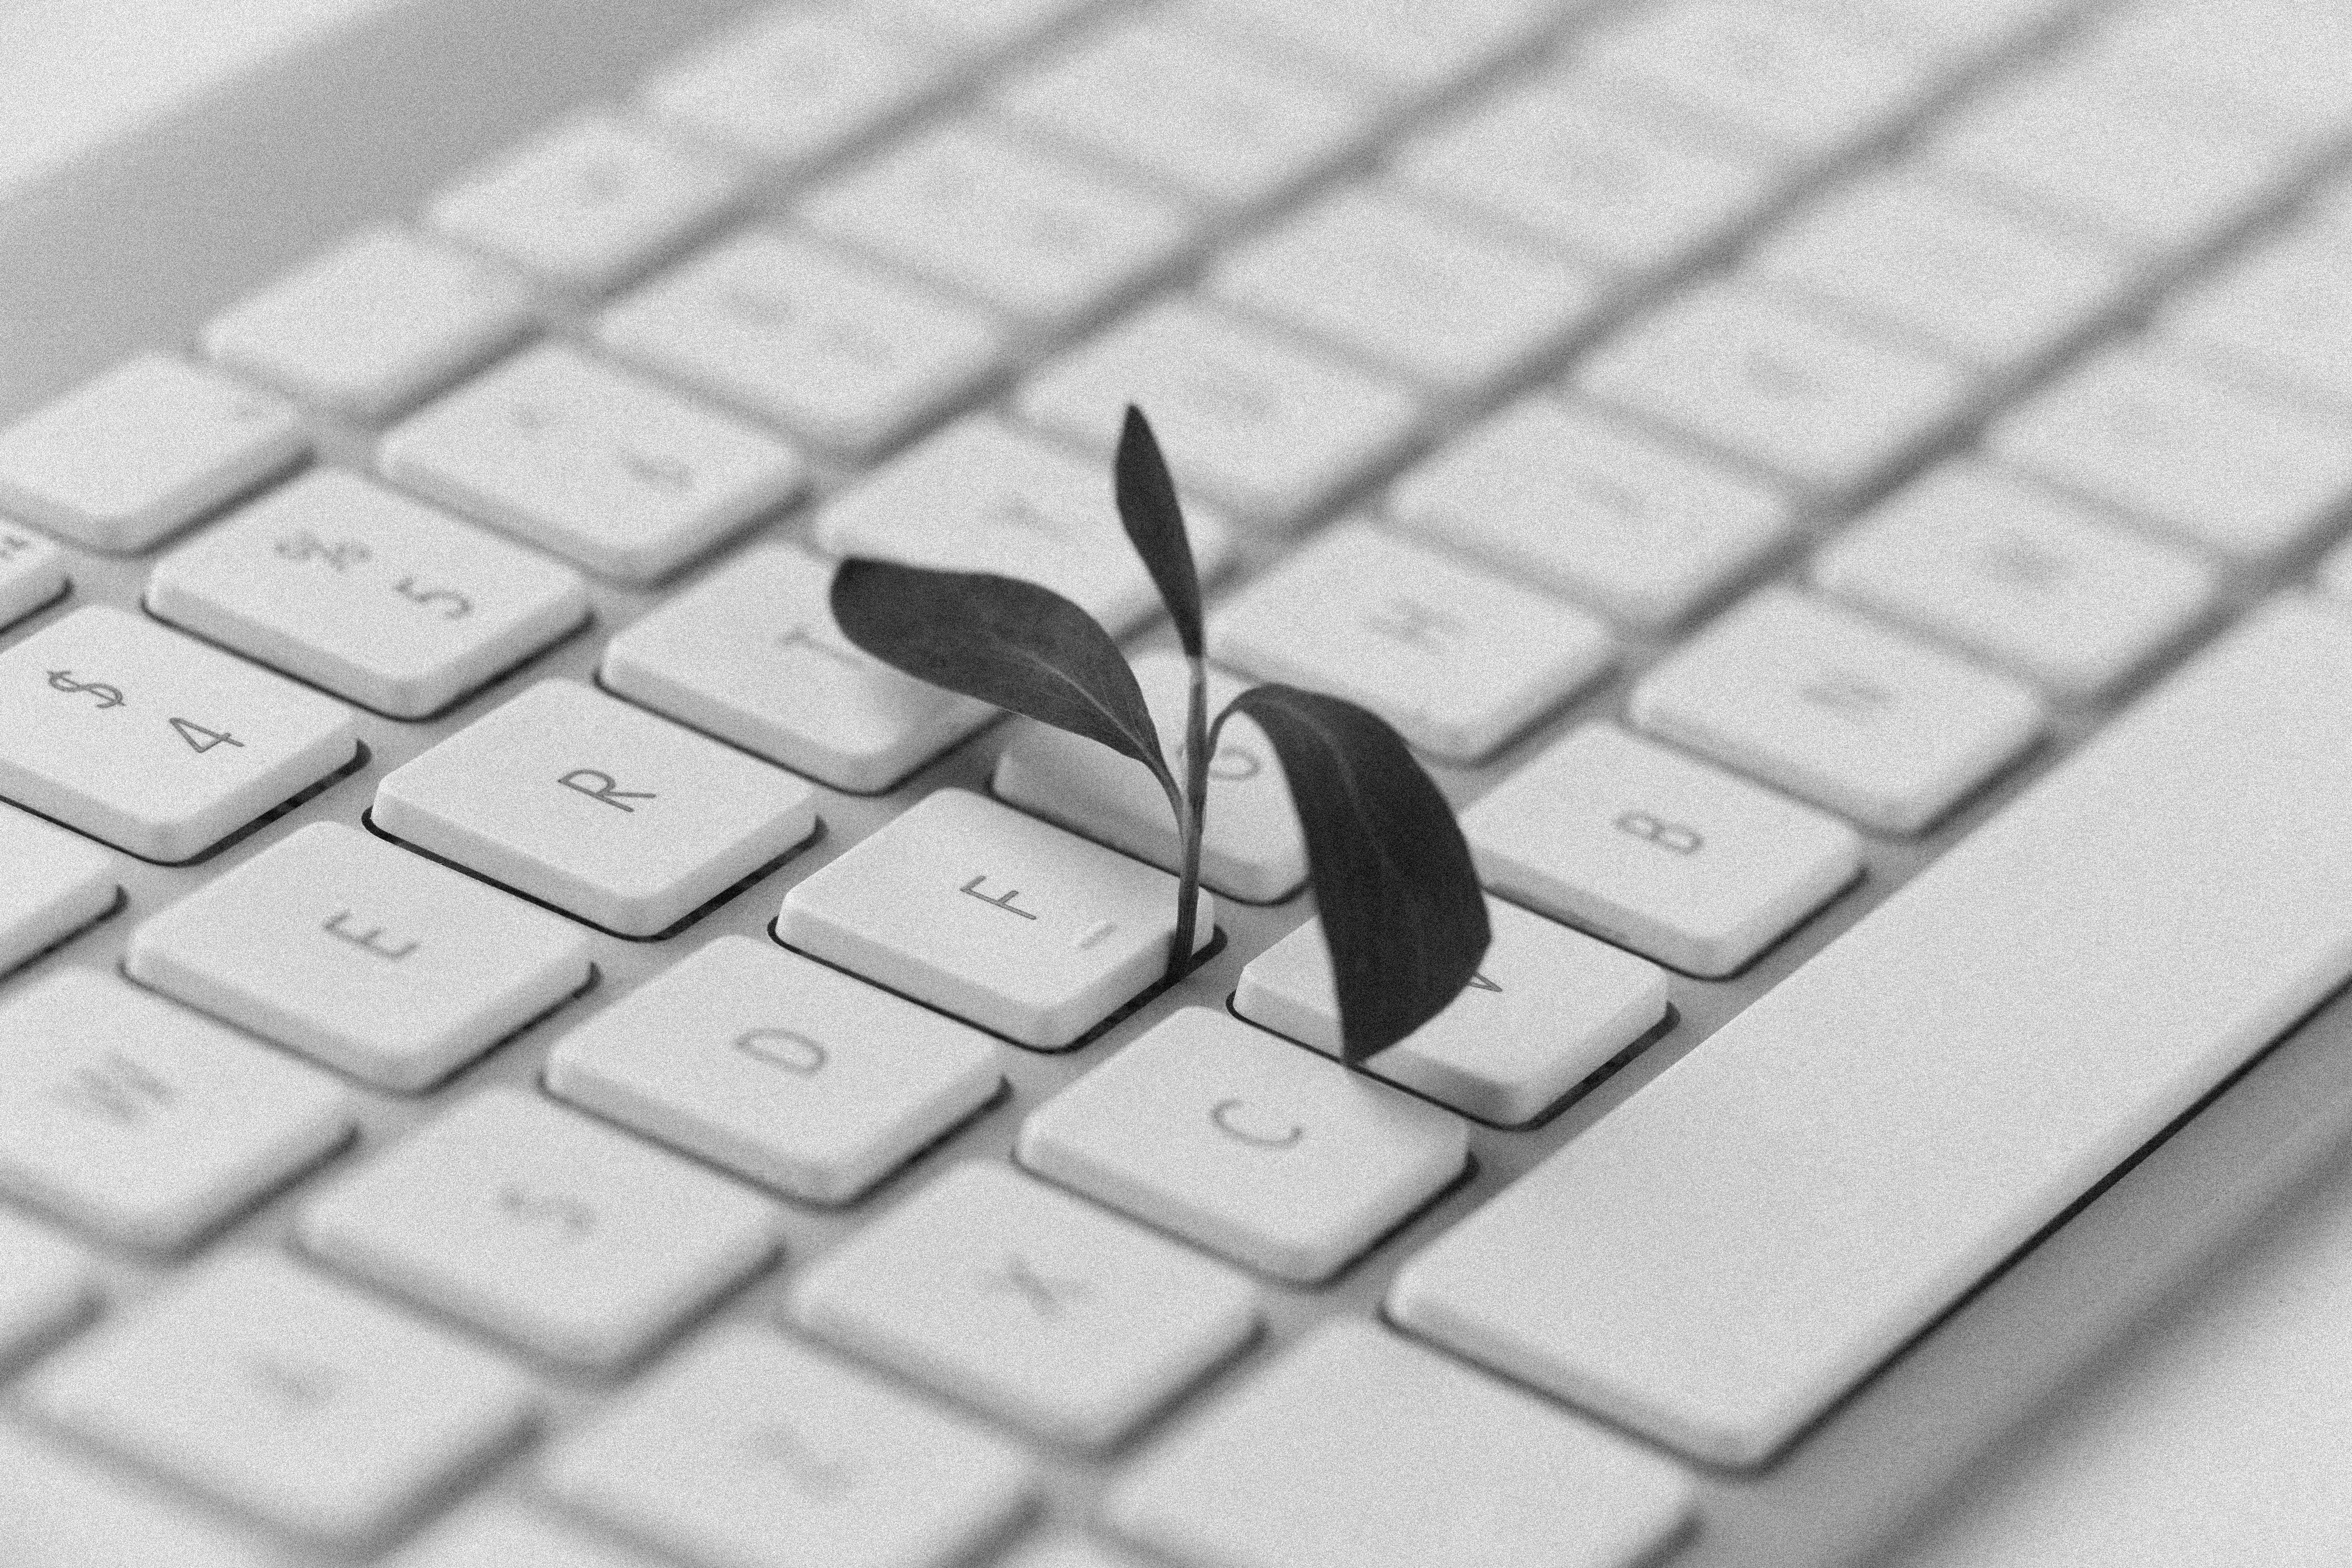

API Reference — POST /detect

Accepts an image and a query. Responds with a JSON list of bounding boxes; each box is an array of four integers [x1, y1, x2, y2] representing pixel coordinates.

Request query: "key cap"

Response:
[[1237, 897, 1669, 1126], [0, 1208, 92, 1364], [1393, 594, 2352, 1466], [23, 1251, 535, 1544], [1389, 397, 1792, 629], [801, 119, 1199, 326], [1018, 1008, 1466, 1282], [2161, 221, 2352, 409], [596, 227, 1010, 458], [1630, 586, 2045, 834], [638, 6, 950, 171], [0, 606, 356, 862], [1576, 283, 1976, 501], [0, 802, 116, 975], [1988, 340, 2352, 561], [1814, 461, 2219, 700], [1195, 0, 1563, 97], [0, 969, 351, 1249], [546, 935, 999, 1205], [1464, 722, 1861, 977], [127, 822, 594, 1091], [148, 469, 589, 718], [383, 1500, 668, 1568], [201, 227, 536, 420], [427, 113, 746, 292], [2080, 0, 2352, 135], [780, 789, 1212, 1050], [541, 1324, 1033, 1568], [1107, 1320, 1692, 1568], [0, 354, 304, 553], [1209, 521, 1613, 762], [1017, 296, 1420, 529], [815, 414, 1235, 636], [0, 1424, 279, 1568], [790, 1161, 1259, 1447], [1746, 172, 2140, 373], [991, 14, 1377, 209], [994, 650, 1306, 903], [869, 0, 1101, 55], [298, 1088, 778, 1368], [373, 679, 818, 938], [1206, 184, 1601, 394], [379, 341, 806, 583], [1582, 0, 1934, 165], [1809, 0, 2080, 62], [1389, 75, 1785, 277], [603, 543, 991, 793], [0, 523, 68, 630]]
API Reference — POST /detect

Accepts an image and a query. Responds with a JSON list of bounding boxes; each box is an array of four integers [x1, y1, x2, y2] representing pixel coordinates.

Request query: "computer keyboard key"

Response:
[[1987, 340, 2352, 561], [1808, 0, 2080, 62], [1747, 173, 2139, 373], [0, 354, 305, 553], [1631, 586, 2045, 835], [0, 1424, 280, 1568], [384, 1500, 669, 1568], [1209, 521, 1613, 763], [1018, 1008, 1466, 1282], [1206, 184, 1601, 394], [1814, 461, 2219, 700], [992, 14, 1377, 209], [1578, 283, 1976, 501], [1195, 0, 1563, 98], [1108, 1320, 1693, 1568], [1388, 396, 1794, 629], [2085, 0, 2352, 133], [1390, 77, 1784, 278], [148, 469, 589, 718], [596, 227, 1011, 458], [1237, 897, 1669, 1126], [547, 935, 999, 1205], [298, 1087, 778, 1368], [379, 341, 806, 583], [603, 544, 990, 793], [1017, 296, 1420, 528], [790, 1160, 1259, 1448], [200, 227, 536, 421], [870, 0, 1101, 55], [801, 119, 1199, 326], [0, 969, 352, 1250], [1464, 722, 1860, 977], [2161, 221, 2352, 410], [127, 822, 594, 1092], [0, 802, 117, 975], [427, 113, 745, 292], [638, 6, 951, 171], [0, 523, 67, 630], [995, 650, 1305, 903], [541, 1323, 1034, 1568], [816, 414, 1235, 637], [373, 679, 818, 937], [1392, 594, 2352, 1466], [0, 606, 357, 862], [779, 789, 1212, 1050], [0, 1208, 93, 1365], [22, 1251, 535, 1545]]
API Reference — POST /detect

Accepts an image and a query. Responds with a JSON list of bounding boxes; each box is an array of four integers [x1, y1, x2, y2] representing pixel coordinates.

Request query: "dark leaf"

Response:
[[1218, 685, 1489, 1064], [831, 557, 1173, 789], [1114, 406, 1204, 658]]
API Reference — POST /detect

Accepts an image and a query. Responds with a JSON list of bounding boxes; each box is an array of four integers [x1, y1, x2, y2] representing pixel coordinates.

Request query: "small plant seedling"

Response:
[[829, 407, 1491, 1065]]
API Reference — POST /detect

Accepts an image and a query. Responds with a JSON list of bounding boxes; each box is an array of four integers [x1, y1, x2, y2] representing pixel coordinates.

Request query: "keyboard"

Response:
[[5, 0, 2352, 1562]]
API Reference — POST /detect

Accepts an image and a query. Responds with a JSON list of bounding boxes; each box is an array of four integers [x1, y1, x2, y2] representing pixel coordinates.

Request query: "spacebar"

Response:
[[1389, 596, 2352, 1468]]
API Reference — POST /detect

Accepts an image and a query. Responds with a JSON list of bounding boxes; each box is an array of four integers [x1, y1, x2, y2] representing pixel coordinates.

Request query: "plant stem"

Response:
[[1165, 653, 1212, 984]]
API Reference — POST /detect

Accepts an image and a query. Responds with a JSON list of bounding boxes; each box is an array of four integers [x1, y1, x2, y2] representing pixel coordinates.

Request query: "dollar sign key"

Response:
[[46, 670, 125, 709]]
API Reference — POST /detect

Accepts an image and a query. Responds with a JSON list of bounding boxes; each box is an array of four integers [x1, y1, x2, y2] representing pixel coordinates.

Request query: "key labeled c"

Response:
[[735, 1028, 827, 1075], [1209, 1097, 1304, 1149]]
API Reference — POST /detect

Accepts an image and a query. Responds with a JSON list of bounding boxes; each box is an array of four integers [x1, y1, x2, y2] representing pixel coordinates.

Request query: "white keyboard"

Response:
[[6, 0, 2352, 1563]]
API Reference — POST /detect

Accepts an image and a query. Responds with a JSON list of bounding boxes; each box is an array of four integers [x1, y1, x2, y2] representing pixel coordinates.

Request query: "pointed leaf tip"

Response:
[[1218, 685, 1489, 1064], [829, 557, 1174, 789], [1114, 406, 1204, 659]]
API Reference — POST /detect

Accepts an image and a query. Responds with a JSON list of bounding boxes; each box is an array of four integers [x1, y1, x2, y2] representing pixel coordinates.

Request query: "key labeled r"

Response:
[[559, 768, 657, 812]]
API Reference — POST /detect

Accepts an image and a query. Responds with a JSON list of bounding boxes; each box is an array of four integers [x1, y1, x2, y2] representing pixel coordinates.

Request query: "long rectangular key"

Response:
[[1391, 595, 2352, 1467]]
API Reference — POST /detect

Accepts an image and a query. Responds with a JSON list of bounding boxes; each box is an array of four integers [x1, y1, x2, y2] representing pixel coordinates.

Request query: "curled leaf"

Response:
[[1114, 406, 1204, 658], [831, 557, 1174, 794], [1217, 685, 1489, 1064]]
